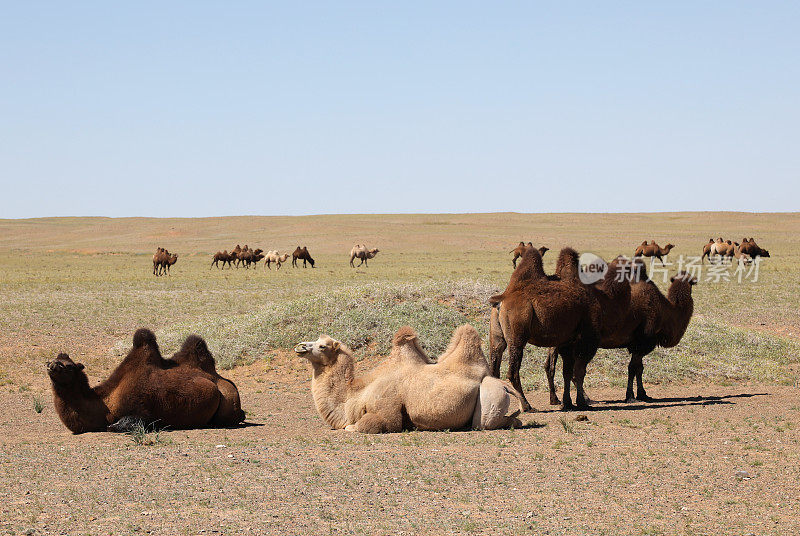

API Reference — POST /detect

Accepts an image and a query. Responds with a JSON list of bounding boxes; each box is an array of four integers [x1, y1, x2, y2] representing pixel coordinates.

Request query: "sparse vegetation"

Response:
[[126, 421, 168, 446]]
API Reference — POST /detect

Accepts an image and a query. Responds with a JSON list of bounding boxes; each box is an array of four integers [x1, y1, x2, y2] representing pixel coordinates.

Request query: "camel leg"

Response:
[[635, 358, 652, 402], [625, 355, 638, 403], [506, 343, 533, 412], [560, 346, 575, 411], [545, 347, 560, 405], [572, 358, 591, 410], [488, 306, 506, 378], [345, 411, 403, 434], [266, 260, 271, 270]]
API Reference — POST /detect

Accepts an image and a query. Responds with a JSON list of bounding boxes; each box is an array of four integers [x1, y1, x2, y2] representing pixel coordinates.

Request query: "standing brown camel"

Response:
[[211, 250, 237, 269], [488, 247, 612, 411], [47, 329, 245, 433], [545, 259, 696, 403], [152, 248, 177, 276], [510, 242, 549, 268], [634, 241, 675, 265], [739, 238, 770, 259], [292, 246, 315, 268]]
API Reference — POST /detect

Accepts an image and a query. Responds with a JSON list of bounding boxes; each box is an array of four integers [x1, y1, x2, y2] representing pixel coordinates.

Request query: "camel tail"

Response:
[[488, 293, 504, 306]]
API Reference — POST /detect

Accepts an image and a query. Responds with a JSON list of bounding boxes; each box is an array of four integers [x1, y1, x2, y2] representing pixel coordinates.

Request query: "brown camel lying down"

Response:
[[294, 325, 522, 433], [545, 259, 697, 404], [510, 242, 549, 268], [47, 329, 244, 433]]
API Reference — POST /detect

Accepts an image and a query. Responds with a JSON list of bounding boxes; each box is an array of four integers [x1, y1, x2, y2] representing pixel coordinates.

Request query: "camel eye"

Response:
[[319, 344, 326, 349]]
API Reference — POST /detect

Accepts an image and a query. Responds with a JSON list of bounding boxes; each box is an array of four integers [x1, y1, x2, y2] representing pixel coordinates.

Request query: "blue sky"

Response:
[[2, 2, 798, 217]]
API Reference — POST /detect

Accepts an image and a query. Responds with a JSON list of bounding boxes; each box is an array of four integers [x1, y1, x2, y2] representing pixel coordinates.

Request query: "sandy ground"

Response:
[[2, 358, 798, 536]]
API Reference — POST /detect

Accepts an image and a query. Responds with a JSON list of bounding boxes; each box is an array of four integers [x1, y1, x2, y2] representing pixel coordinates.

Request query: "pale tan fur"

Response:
[[350, 244, 380, 267], [295, 325, 521, 433], [264, 250, 290, 270]]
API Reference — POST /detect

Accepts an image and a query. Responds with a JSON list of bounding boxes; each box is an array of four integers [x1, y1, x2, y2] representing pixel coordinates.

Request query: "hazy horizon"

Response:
[[2, 2, 799, 218]]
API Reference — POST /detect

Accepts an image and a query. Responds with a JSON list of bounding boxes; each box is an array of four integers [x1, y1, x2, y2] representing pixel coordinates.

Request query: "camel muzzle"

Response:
[[294, 343, 311, 355]]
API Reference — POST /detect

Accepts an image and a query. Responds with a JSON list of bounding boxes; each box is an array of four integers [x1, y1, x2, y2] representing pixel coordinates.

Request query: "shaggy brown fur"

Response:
[[510, 242, 548, 268], [170, 335, 245, 424], [634, 241, 675, 265], [488, 247, 626, 411], [47, 329, 245, 433], [739, 238, 770, 259], [292, 246, 315, 268], [545, 260, 696, 404]]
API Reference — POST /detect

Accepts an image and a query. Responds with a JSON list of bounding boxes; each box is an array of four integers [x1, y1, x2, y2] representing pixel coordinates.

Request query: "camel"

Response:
[[709, 239, 739, 263], [47, 329, 245, 434], [235, 247, 264, 269], [264, 250, 290, 270], [349, 245, 380, 267], [510, 243, 549, 268], [292, 246, 315, 268], [633, 241, 675, 265], [153, 247, 167, 276], [294, 325, 522, 433], [211, 250, 231, 269], [544, 259, 697, 404], [739, 238, 770, 259], [162, 252, 178, 274], [733, 244, 752, 265], [152, 248, 177, 276], [701, 239, 714, 264], [488, 247, 630, 411]]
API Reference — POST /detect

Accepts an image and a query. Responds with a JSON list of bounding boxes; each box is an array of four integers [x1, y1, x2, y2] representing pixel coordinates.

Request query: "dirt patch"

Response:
[[2, 376, 798, 535]]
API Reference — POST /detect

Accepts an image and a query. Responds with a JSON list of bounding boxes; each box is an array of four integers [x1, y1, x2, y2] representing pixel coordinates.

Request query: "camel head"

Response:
[[664, 243, 675, 253], [760, 249, 770, 258], [294, 335, 344, 366], [538, 246, 549, 257], [46, 353, 85, 386]]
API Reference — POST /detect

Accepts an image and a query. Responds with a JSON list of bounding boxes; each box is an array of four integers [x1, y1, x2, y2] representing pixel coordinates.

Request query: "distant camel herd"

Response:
[[156, 244, 384, 274], [51, 234, 771, 434]]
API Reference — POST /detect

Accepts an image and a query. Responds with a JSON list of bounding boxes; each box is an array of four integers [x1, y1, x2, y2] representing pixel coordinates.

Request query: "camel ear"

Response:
[[331, 340, 340, 352]]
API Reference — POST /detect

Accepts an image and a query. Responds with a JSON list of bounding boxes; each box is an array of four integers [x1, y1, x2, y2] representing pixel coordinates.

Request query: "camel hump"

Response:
[[180, 334, 209, 354], [133, 328, 157, 349], [439, 324, 485, 368], [641, 240, 648, 246], [392, 326, 419, 346], [555, 247, 580, 280]]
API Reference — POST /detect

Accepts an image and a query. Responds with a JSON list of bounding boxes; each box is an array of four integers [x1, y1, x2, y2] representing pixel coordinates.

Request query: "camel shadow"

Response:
[[535, 392, 769, 413], [224, 421, 265, 429]]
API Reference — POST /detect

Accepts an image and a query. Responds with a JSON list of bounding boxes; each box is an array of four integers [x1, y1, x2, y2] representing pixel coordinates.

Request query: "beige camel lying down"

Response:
[[295, 325, 522, 433]]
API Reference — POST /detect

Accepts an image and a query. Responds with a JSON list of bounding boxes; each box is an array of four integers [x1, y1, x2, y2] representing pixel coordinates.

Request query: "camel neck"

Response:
[[51, 376, 110, 433], [310, 355, 356, 430]]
